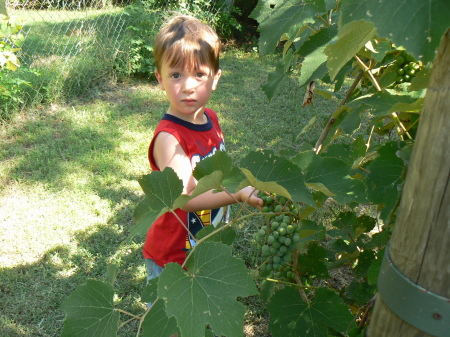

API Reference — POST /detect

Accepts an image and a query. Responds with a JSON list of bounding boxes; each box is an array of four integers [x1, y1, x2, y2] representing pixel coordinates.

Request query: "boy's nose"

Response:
[[182, 76, 196, 92]]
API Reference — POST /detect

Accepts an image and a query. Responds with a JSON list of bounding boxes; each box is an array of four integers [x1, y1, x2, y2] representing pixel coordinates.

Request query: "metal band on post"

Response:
[[377, 244, 450, 337]]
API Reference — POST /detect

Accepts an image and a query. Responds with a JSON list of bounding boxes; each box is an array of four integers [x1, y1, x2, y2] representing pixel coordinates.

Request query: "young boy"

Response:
[[144, 15, 262, 283]]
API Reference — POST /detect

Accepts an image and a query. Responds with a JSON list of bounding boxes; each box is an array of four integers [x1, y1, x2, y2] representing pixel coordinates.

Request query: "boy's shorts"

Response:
[[145, 258, 164, 282], [145, 258, 164, 308]]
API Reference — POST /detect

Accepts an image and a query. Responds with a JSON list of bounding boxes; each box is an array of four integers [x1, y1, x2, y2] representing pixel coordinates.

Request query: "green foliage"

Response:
[[0, 13, 36, 120], [60, 0, 449, 336], [122, 0, 242, 78], [61, 279, 120, 337]]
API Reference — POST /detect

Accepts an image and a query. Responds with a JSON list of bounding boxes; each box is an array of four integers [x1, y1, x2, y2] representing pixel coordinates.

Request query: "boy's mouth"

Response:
[[182, 99, 196, 105]]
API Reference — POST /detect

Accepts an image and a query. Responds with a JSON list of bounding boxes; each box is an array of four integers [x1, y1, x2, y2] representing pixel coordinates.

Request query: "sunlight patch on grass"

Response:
[[0, 183, 112, 268]]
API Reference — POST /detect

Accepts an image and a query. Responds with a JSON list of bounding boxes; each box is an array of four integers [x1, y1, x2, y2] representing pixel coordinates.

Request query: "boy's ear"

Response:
[[212, 69, 222, 91], [155, 70, 165, 90]]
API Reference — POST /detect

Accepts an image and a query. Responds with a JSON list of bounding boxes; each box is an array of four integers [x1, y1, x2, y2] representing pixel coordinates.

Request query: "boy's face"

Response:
[[155, 60, 221, 121]]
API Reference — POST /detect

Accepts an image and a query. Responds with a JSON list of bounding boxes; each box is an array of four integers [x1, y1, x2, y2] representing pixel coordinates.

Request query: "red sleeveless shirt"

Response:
[[143, 108, 229, 267]]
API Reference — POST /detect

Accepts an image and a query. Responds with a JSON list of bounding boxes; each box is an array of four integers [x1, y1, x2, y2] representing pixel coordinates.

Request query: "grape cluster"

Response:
[[395, 51, 420, 84], [253, 192, 301, 281]]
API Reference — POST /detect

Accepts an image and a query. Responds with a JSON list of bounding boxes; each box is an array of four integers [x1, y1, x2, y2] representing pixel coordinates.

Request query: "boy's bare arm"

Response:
[[153, 132, 263, 212]]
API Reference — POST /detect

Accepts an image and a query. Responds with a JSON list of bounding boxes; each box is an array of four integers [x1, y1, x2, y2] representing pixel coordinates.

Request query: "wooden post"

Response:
[[367, 30, 450, 336]]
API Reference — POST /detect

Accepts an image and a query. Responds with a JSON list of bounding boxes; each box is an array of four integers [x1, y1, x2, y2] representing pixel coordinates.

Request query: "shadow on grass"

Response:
[[0, 206, 147, 337], [0, 82, 163, 336]]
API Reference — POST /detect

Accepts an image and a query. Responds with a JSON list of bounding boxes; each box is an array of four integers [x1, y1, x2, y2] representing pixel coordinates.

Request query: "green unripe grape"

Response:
[[274, 204, 283, 213], [262, 244, 270, 252], [283, 253, 292, 263], [266, 196, 274, 205], [280, 222, 287, 229], [395, 56, 404, 65], [275, 271, 282, 278], [276, 250, 284, 257], [272, 231, 279, 239], [258, 229, 266, 236], [261, 196, 267, 204], [262, 206, 270, 213], [407, 69, 416, 76], [279, 245, 287, 253], [397, 68, 405, 75], [275, 215, 283, 222], [284, 238, 292, 246], [287, 225, 295, 234], [271, 222, 280, 230], [270, 247, 277, 254], [278, 236, 285, 244], [404, 74, 411, 82], [396, 76, 404, 84], [266, 263, 273, 272], [268, 205, 275, 212], [278, 227, 287, 236], [286, 271, 293, 279], [273, 255, 281, 264], [295, 225, 301, 233], [272, 241, 281, 249], [283, 216, 291, 224], [293, 234, 301, 243], [267, 235, 275, 244], [273, 263, 281, 270], [412, 63, 420, 70], [261, 225, 267, 231]]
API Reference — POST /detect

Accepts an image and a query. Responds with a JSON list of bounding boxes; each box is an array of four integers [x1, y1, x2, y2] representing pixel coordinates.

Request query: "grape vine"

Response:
[[59, 1, 449, 336]]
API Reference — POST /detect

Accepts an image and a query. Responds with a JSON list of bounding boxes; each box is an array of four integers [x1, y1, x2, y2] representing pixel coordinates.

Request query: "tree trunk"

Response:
[[367, 29, 450, 336]]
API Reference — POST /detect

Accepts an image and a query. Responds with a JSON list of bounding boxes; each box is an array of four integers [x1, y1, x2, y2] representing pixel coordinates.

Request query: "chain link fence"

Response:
[[4, 0, 236, 110], [5, 0, 137, 107]]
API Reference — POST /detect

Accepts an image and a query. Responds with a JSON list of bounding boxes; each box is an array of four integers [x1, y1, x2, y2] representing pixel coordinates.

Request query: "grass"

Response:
[[0, 48, 339, 336]]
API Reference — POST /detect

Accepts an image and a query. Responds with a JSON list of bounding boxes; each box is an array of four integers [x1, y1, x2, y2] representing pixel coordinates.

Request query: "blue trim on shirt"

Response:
[[161, 111, 212, 131]]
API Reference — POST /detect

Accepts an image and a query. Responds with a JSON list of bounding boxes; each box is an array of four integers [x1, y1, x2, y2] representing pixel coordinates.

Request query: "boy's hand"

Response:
[[238, 186, 263, 210]]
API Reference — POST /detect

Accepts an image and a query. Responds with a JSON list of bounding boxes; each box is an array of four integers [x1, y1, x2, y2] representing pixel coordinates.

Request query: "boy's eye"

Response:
[[196, 72, 207, 78], [170, 73, 181, 79]]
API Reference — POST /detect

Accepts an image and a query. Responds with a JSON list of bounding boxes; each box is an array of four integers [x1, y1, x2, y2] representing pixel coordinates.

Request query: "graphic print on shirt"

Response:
[[186, 206, 228, 249], [185, 141, 228, 250]]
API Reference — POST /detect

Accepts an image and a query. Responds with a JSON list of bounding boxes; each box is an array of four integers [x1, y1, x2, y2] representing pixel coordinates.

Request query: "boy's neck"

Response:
[[166, 107, 207, 125]]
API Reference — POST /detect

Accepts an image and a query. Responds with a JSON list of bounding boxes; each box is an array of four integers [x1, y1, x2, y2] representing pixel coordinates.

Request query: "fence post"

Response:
[[367, 29, 450, 337]]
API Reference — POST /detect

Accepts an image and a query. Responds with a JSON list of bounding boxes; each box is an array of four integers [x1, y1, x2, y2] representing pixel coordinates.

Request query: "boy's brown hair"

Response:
[[153, 15, 221, 74]]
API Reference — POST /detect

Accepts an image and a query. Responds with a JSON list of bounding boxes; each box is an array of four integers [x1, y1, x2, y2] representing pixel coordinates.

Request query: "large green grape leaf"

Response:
[[240, 150, 314, 205], [348, 90, 422, 118], [341, 0, 450, 63], [268, 287, 354, 337], [366, 142, 404, 221], [262, 62, 289, 101], [158, 242, 258, 337], [142, 300, 180, 337], [138, 167, 184, 210], [304, 155, 367, 203], [250, 0, 327, 56], [192, 150, 233, 180], [130, 168, 187, 237], [61, 280, 119, 337], [325, 20, 376, 80], [193, 150, 245, 193], [297, 241, 329, 279]]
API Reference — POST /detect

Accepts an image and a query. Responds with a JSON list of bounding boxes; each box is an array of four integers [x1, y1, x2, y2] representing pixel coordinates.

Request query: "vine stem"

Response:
[[314, 70, 364, 154], [326, 206, 361, 252], [135, 298, 160, 337], [354, 55, 412, 140], [115, 308, 142, 321]]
